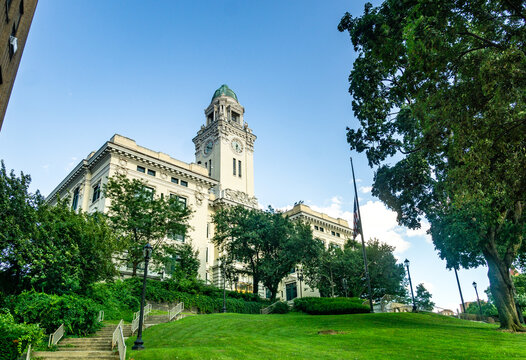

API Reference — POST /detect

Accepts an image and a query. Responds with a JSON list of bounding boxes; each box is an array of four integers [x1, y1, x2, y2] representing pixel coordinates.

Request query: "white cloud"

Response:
[[308, 198, 411, 253], [359, 186, 372, 194], [406, 220, 432, 244]]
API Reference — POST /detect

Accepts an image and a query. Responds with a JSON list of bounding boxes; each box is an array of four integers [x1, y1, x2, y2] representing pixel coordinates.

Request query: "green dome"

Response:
[[211, 84, 238, 102]]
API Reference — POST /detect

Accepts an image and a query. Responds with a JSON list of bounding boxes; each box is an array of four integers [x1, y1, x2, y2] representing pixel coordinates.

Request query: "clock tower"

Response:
[[193, 85, 257, 200]]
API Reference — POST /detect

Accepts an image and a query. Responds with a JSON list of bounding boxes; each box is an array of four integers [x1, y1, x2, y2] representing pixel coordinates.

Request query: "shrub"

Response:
[[293, 297, 370, 315], [12, 291, 101, 335], [270, 301, 289, 314], [86, 281, 140, 322], [0, 310, 43, 360]]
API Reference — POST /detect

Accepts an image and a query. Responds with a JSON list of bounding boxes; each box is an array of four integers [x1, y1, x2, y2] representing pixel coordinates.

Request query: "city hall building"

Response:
[[47, 85, 352, 301]]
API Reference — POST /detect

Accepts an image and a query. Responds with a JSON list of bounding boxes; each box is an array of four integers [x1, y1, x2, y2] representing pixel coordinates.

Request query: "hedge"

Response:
[[11, 291, 101, 335], [0, 310, 43, 360], [293, 297, 370, 315], [270, 301, 289, 314]]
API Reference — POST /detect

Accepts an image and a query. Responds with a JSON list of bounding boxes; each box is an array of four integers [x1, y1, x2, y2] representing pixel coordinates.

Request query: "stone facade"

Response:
[[46, 85, 353, 301], [0, 0, 38, 130]]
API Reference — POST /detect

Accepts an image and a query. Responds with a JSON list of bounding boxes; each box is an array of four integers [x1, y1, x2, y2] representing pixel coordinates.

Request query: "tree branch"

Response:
[[459, 31, 505, 50]]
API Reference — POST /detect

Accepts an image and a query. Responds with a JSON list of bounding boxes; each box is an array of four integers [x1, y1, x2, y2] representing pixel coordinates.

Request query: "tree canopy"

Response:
[[0, 161, 117, 294], [303, 238, 406, 300], [415, 283, 435, 311], [212, 205, 322, 301], [339, 0, 525, 330], [103, 174, 192, 276]]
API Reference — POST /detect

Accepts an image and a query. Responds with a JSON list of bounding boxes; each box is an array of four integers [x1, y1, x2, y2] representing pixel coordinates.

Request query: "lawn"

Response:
[[125, 312, 526, 360]]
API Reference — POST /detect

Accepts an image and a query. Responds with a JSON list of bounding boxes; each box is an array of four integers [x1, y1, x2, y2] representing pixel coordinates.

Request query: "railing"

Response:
[[131, 303, 152, 334], [260, 301, 281, 315], [48, 323, 65, 347], [169, 302, 184, 321], [112, 319, 126, 360], [98, 310, 105, 322], [25, 344, 31, 360]]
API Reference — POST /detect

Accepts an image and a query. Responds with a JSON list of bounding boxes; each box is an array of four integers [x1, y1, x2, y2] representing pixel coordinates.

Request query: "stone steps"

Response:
[[32, 350, 118, 359]]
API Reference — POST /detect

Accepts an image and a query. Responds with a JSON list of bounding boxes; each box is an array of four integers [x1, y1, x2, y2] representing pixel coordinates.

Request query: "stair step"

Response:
[[33, 350, 118, 359]]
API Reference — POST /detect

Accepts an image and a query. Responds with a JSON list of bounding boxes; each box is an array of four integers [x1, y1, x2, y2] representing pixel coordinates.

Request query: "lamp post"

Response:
[[132, 243, 153, 351], [222, 262, 227, 313], [234, 275, 239, 293], [472, 281, 483, 318], [404, 259, 417, 312], [298, 268, 304, 298], [454, 266, 466, 313], [342, 278, 348, 298]]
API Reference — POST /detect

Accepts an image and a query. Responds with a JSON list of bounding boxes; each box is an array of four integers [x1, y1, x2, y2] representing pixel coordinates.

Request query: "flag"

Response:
[[353, 196, 361, 239]]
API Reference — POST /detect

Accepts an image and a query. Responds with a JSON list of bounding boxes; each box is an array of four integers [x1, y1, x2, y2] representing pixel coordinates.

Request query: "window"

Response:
[[170, 194, 187, 208], [92, 182, 101, 203], [206, 247, 209, 262], [314, 225, 319, 230], [233, 158, 236, 176], [143, 186, 154, 198], [171, 177, 178, 184], [231, 111, 239, 123], [147, 169, 156, 176], [137, 165, 145, 173], [319, 227, 324, 232], [180, 180, 188, 187], [208, 160, 212, 176], [206, 223, 209, 238], [238, 160, 242, 178], [71, 187, 79, 210], [336, 233, 340, 238], [331, 231, 336, 236]]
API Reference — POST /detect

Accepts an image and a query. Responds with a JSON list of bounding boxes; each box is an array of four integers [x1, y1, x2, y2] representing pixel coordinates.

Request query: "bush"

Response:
[[12, 291, 101, 335], [86, 280, 140, 322], [270, 301, 289, 314], [293, 297, 370, 315], [0, 310, 43, 360]]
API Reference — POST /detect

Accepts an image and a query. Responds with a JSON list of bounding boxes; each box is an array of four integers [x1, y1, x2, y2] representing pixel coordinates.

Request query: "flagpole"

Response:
[[350, 157, 374, 313]]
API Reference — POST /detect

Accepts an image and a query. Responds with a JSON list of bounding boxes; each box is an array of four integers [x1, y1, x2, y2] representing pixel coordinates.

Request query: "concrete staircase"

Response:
[[32, 323, 130, 360]]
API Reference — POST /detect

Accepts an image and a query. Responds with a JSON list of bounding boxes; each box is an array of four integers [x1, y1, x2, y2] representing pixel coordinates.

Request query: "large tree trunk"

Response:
[[483, 247, 523, 331]]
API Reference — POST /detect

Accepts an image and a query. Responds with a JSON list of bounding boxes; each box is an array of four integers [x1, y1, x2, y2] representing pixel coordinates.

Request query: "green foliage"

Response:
[[0, 161, 117, 295], [415, 283, 435, 311], [269, 301, 289, 314], [103, 174, 192, 276], [303, 238, 406, 300], [11, 291, 101, 336], [293, 297, 370, 315], [213, 205, 323, 300], [86, 281, 140, 322], [338, 0, 526, 330], [161, 242, 200, 280], [0, 310, 43, 360], [466, 301, 498, 317]]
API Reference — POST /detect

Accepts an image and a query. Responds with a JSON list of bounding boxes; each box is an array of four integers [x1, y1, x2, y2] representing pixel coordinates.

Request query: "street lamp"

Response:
[[472, 281, 483, 318], [342, 278, 348, 298], [222, 262, 227, 313], [404, 259, 417, 312], [298, 268, 304, 298], [132, 243, 153, 351]]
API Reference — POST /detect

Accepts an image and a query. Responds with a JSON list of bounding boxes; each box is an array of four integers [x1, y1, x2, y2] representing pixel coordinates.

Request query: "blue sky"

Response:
[[0, 0, 489, 311]]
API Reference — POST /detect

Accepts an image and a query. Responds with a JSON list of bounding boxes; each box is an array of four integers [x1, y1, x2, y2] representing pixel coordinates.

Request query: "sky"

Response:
[[0, 0, 490, 311]]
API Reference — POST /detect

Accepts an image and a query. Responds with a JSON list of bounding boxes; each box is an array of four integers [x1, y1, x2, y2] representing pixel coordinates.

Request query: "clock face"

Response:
[[231, 139, 243, 154], [204, 140, 214, 155]]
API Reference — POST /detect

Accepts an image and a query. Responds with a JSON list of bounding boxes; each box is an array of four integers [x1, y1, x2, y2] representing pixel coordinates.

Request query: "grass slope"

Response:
[[125, 312, 525, 360]]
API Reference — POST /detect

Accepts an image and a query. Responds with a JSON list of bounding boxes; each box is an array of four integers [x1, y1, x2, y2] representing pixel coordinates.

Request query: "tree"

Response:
[[414, 283, 435, 311], [339, 1, 525, 330], [303, 238, 406, 300], [466, 300, 498, 317], [212, 205, 322, 301], [161, 242, 200, 280], [0, 161, 117, 294], [104, 174, 192, 276], [0, 161, 41, 293]]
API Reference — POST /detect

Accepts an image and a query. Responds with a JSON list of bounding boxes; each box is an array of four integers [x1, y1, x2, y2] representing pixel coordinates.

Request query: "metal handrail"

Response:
[[98, 310, 105, 322], [131, 303, 152, 334], [169, 302, 184, 321], [260, 301, 281, 314], [112, 319, 126, 360], [48, 323, 65, 347], [25, 344, 31, 360]]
